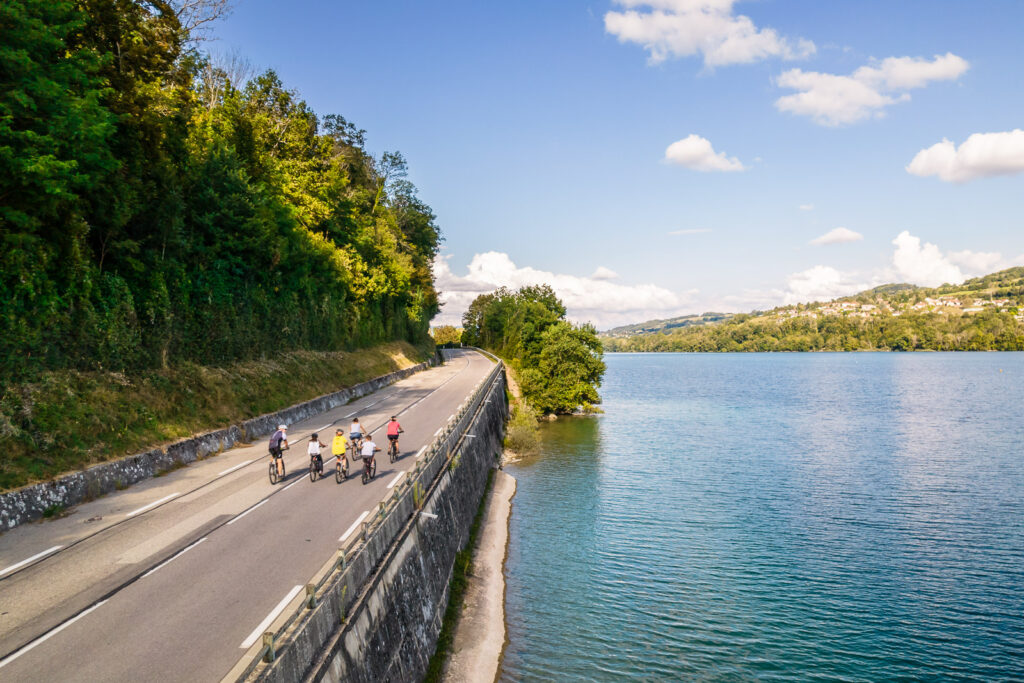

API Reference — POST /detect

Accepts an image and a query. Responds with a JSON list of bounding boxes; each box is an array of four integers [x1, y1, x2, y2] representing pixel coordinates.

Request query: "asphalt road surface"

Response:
[[0, 348, 494, 682]]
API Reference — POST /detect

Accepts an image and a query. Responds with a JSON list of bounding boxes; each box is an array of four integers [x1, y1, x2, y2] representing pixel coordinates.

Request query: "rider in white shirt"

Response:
[[360, 436, 379, 475], [308, 433, 326, 472]]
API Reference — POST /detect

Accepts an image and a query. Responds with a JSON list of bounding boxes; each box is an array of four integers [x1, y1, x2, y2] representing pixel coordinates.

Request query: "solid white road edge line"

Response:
[[0, 545, 64, 578], [218, 460, 253, 477], [386, 472, 405, 489], [142, 538, 207, 578], [416, 446, 427, 458], [339, 510, 370, 542], [0, 600, 108, 669], [240, 585, 303, 649], [281, 479, 303, 492], [434, 428, 443, 437], [126, 492, 180, 518], [227, 499, 268, 525]]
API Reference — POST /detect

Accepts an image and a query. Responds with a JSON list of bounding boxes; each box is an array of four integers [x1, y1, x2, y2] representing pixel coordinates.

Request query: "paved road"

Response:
[[0, 349, 494, 682]]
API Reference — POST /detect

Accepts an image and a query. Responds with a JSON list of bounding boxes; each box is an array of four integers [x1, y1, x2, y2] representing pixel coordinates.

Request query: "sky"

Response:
[[209, 0, 1024, 329]]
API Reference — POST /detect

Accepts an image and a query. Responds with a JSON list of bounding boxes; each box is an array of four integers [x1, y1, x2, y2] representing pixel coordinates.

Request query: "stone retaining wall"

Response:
[[0, 355, 438, 531]]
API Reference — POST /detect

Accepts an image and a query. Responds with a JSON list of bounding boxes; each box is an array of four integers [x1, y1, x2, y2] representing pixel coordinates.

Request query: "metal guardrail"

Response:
[[233, 350, 504, 681]]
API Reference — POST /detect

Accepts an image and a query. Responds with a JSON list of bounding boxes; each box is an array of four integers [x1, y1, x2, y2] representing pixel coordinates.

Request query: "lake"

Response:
[[501, 353, 1024, 681]]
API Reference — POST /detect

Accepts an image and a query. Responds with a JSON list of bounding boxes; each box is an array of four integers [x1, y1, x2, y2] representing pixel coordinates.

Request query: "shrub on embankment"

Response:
[[0, 341, 431, 491]]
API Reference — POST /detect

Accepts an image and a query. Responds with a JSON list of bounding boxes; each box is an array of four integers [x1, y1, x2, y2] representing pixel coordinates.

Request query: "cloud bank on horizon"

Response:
[[907, 129, 1024, 182], [434, 233, 1024, 330]]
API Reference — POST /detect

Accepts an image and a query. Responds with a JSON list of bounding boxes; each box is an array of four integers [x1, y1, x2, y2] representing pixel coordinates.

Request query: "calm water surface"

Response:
[[501, 353, 1024, 681]]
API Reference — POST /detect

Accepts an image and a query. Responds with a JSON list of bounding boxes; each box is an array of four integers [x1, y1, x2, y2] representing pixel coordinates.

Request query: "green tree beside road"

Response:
[[462, 285, 605, 415]]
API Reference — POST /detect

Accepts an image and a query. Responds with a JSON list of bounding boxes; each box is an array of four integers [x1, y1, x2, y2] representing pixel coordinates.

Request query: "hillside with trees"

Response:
[[604, 268, 1024, 352], [1, 0, 440, 381]]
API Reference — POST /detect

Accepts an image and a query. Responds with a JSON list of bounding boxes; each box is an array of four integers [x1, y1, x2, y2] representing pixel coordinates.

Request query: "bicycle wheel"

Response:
[[389, 442, 397, 463], [335, 460, 344, 483], [309, 461, 317, 482], [371, 458, 377, 479], [361, 462, 369, 485], [269, 460, 278, 485]]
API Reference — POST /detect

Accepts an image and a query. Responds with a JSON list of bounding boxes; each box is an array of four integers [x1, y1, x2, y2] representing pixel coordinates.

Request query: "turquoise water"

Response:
[[501, 353, 1024, 681]]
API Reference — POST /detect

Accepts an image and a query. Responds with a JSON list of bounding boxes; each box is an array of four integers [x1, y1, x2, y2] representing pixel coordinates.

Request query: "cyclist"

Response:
[[386, 416, 403, 457], [308, 433, 326, 475], [349, 417, 366, 453], [360, 434, 380, 479], [332, 428, 348, 471], [269, 424, 289, 477]]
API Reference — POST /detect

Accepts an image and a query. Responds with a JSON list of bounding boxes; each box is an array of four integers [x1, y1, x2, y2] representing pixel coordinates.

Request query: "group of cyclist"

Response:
[[268, 415, 403, 484]]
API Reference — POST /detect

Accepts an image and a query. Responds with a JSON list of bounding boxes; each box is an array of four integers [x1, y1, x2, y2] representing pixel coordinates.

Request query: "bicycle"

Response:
[[268, 446, 289, 484], [388, 435, 402, 463], [335, 454, 349, 483], [308, 453, 324, 482], [361, 456, 377, 485]]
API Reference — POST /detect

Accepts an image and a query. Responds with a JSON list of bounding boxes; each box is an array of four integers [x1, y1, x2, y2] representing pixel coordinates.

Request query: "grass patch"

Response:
[[42, 504, 65, 519], [424, 470, 495, 683], [0, 341, 434, 492]]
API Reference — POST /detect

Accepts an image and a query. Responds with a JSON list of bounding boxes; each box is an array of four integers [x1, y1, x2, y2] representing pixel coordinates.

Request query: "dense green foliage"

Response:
[[1, 0, 440, 380], [462, 285, 605, 414], [430, 325, 462, 346], [605, 268, 1024, 352]]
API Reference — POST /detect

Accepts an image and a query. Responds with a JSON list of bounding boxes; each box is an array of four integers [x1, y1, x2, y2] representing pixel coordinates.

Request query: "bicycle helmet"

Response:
[[311, 433, 318, 440], [278, 424, 288, 430]]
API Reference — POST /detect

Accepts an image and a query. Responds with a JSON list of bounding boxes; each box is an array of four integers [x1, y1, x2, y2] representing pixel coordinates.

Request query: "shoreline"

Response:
[[442, 468, 517, 683]]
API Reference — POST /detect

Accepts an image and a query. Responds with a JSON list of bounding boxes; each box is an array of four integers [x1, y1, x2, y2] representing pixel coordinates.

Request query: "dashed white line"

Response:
[[0, 600, 108, 669], [339, 510, 370, 542], [0, 545, 63, 578], [318, 424, 332, 432], [239, 585, 303, 649], [386, 472, 405, 489], [345, 411, 356, 418], [126, 492, 179, 518], [142, 538, 207, 578], [448, 414, 455, 422], [227, 499, 268, 525], [218, 460, 253, 477], [434, 428, 443, 437], [416, 446, 427, 458], [281, 479, 303, 492]]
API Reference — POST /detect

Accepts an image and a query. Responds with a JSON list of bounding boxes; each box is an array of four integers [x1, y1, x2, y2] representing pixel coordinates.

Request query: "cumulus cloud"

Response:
[[906, 129, 1024, 183], [782, 265, 871, 305], [665, 135, 746, 171], [890, 231, 965, 286], [775, 52, 968, 126], [810, 227, 863, 246], [604, 0, 814, 67], [432, 252, 692, 329]]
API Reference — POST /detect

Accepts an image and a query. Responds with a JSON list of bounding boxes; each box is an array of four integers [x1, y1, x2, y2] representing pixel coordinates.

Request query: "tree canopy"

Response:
[[1, 0, 441, 379], [462, 285, 605, 414]]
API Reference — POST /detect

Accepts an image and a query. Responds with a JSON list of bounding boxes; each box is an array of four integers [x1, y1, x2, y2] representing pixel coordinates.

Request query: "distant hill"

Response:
[[603, 267, 1024, 352], [603, 312, 734, 338]]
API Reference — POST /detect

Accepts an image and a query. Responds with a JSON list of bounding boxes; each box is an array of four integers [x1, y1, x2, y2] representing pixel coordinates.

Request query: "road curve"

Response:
[[0, 349, 494, 682]]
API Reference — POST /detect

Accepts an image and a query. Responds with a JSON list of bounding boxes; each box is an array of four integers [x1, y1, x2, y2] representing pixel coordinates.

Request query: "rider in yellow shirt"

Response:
[[332, 428, 348, 472]]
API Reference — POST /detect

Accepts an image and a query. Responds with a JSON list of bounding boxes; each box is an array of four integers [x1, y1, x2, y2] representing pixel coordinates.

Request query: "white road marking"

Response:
[[339, 511, 370, 542], [318, 424, 332, 432], [240, 585, 303, 649], [434, 428, 443, 437], [386, 472, 405, 489], [218, 460, 253, 476], [227, 499, 268, 525], [281, 479, 303, 492], [142, 538, 207, 578], [345, 411, 356, 418], [416, 446, 427, 458], [0, 600, 108, 669], [448, 414, 455, 422], [0, 545, 63, 578], [126, 493, 179, 518]]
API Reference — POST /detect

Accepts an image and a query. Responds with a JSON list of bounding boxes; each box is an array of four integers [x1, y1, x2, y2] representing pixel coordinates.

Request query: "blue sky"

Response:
[[211, 1, 1024, 328]]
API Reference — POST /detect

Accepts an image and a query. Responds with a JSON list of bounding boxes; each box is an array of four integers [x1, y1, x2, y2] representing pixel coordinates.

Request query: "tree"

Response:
[[431, 325, 462, 345]]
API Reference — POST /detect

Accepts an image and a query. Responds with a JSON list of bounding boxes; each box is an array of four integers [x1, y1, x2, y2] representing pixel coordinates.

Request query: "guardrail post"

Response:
[[336, 548, 347, 572], [305, 583, 316, 609], [378, 500, 386, 519], [361, 521, 368, 542], [262, 632, 276, 663]]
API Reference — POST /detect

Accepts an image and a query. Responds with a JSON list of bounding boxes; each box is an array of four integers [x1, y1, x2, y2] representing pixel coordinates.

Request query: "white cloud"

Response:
[[775, 52, 968, 126], [668, 228, 712, 235], [665, 134, 746, 172], [591, 266, 619, 280], [432, 252, 693, 329], [891, 231, 963, 286], [604, 0, 814, 67], [906, 129, 1024, 183], [798, 204, 814, 211], [946, 249, 1004, 274], [810, 227, 863, 246], [782, 265, 871, 305]]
